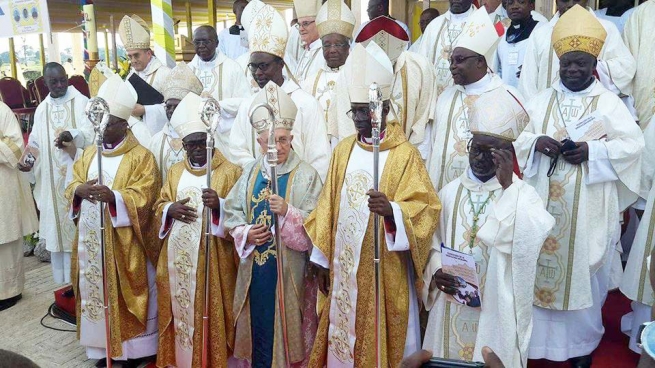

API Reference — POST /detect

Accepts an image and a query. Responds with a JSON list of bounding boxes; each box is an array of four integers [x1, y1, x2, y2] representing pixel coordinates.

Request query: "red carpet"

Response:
[[529, 290, 640, 367]]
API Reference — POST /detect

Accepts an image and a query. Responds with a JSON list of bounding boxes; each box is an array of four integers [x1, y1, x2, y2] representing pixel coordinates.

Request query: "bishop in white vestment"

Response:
[[119, 15, 172, 136], [231, 1, 330, 182], [189, 25, 251, 161], [300, 0, 356, 148], [622, 0, 655, 128], [417, 1, 476, 96], [513, 9, 644, 364], [22, 63, 94, 284], [423, 87, 553, 368], [0, 101, 38, 310], [292, 0, 326, 84], [517, 4, 635, 102], [426, 8, 525, 191], [148, 62, 204, 183]]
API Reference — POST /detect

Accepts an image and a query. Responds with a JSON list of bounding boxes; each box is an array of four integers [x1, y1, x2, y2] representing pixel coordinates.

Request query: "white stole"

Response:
[[168, 170, 206, 368], [327, 144, 390, 368], [78, 153, 124, 348]]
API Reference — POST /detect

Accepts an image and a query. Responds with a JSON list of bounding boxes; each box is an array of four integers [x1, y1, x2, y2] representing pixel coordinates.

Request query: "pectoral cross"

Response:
[[561, 99, 581, 119]]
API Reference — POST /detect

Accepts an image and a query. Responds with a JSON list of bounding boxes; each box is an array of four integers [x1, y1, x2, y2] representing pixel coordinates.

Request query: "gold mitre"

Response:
[[316, 0, 356, 39], [88, 68, 107, 98], [469, 88, 529, 141], [97, 74, 138, 121], [170, 93, 207, 139], [345, 42, 394, 103], [163, 62, 203, 102], [552, 5, 607, 58], [355, 15, 409, 63], [294, 0, 322, 18], [118, 15, 151, 51], [455, 7, 504, 66], [249, 81, 298, 134], [242, 0, 288, 59]]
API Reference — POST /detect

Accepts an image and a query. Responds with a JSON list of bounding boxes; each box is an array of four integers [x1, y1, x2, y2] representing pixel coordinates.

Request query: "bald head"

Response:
[[419, 8, 440, 33]]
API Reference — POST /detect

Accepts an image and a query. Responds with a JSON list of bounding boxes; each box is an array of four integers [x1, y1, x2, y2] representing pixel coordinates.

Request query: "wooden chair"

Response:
[[0, 77, 37, 133], [68, 75, 90, 98]]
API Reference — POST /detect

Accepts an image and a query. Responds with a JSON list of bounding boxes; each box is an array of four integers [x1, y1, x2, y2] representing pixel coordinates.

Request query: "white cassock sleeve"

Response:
[[159, 202, 173, 239], [230, 224, 256, 258], [143, 103, 168, 135], [210, 198, 227, 238], [384, 202, 410, 251], [229, 101, 258, 168], [310, 244, 330, 269], [110, 191, 131, 227], [586, 140, 619, 184]]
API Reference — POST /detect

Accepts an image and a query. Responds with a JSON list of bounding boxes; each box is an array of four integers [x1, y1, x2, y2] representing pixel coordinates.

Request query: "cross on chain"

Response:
[[469, 193, 489, 215]]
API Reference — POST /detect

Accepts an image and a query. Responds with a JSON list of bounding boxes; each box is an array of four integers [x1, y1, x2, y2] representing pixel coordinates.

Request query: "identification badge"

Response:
[[508, 51, 519, 66]]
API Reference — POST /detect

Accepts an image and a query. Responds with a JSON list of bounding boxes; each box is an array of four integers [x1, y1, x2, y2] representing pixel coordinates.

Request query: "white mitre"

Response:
[[344, 42, 394, 103], [316, 0, 356, 39], [294, 0, 322, 18], [249, 81, 298, 134], [241, 0, 288, 59], [97, 74, 138, 121], [118, 14, 151, 51], [454, 7, 504, 66], [469, 88, 529, 141], [169, 92, 207, 139]]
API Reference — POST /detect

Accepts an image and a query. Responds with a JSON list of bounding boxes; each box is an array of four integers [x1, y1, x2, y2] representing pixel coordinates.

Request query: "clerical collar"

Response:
[[138, 57, 157, 77], [559, 79, 597, 96], [359, 131, 386, 144], [467, 168, 488, 184], [188, 159, 207, 169], [103, 135, 126, 151], [464, 74, 492, 95], [450, 7, 473, 22], [506, 16, 539, 44], [49, 87, 72, 105], [197, 52, 218, 68]]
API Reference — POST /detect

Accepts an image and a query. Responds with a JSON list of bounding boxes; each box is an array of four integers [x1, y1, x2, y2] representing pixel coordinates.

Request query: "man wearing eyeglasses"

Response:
[[188, 25, 250, 162], [292, 0, 325, 83], [425, 8, 525, 192], [423, 86, 553, 368], [230, 0, 330, 182], [224, 81, 323, 367], [155, 92, 242, 368], [514, 7, 643, 366], [118, 15, 171, 137], [305, 42, 440, 367], [300, 0, 356, 149]]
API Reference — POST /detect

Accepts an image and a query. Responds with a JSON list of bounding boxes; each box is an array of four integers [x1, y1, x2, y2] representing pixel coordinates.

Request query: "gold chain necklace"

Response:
[[466, 189, 493, 255]]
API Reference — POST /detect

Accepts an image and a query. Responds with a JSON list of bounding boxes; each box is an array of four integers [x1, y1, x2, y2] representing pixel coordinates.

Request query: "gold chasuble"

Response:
[[155, 152, 242, 368], [66, 131, 161, 357], [306, 122, 441, 367]]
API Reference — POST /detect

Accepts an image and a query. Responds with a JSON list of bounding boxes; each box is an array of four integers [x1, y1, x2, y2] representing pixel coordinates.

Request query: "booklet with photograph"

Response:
[[441, 244, 481, 309], [566, 110, 607, 142], [19, 143, 39, 168]]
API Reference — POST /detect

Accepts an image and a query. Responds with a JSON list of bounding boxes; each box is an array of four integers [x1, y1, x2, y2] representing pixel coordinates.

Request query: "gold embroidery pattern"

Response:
[[328, 170, 372, 363], [250, 184, 277, 266], [171, 186, 202, 351]]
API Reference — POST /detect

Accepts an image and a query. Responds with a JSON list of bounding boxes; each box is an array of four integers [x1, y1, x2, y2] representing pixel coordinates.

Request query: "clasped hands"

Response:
[[74, 179, 116, 204], [245, 194, 288, 246], [536, 136, 589, 165], [168, 189, 222, 224]]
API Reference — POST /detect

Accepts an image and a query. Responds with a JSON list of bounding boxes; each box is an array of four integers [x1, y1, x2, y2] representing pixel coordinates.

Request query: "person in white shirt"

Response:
[[409, 8, 440, 54], [293, 0, 325, 84], [495, 0, 543, 88], [217, 0, 249, 60], [118, 15, 172, 137]]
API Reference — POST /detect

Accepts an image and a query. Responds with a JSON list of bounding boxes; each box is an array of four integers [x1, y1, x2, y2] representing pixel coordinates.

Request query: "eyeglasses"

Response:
[[323, 43, 349, 50], [346, 108, 371, 120], [248, 62, 276, 73], [449, 55, 481, 65], [466, 140, 493, 157], [296, 20, 315, 29], [275, 137, 291, 146], [182, 140, 206, 149], [193, 39, 215, 46]]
